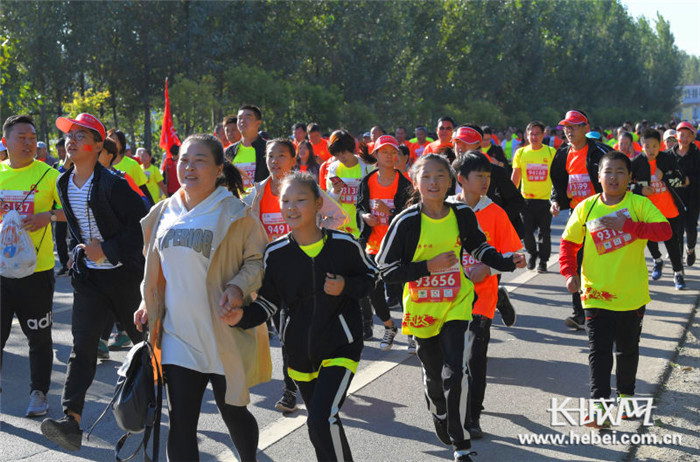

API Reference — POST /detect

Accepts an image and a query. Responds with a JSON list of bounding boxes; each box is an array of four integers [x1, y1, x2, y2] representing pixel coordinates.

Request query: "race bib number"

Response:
[[650, 176, 667, 195], [408, 262, 461, 303], [415, 145, 425, 158], [586, 208, 636, 255], [261, 212, 290, 240], [370, 198, 395, 225], [339, 178, 361, 204], [235, 162, 256, 190], [461, 252, 480, 274], [526, 163, 548, 182], [0, 191, 35, 216], [567, 173, 593, 199]]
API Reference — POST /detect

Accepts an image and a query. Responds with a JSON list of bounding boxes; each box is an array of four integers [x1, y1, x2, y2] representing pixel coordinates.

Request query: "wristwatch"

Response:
[[49, 210, 57, 222]]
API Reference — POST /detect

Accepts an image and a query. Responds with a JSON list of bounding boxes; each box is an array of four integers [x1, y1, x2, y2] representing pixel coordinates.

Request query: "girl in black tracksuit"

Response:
[[375, 154, 524, 462], [233, 172, 376, 461]]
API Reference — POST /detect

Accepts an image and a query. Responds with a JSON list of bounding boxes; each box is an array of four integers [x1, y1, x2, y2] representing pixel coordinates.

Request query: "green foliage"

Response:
[[0, 0, 694, 155]]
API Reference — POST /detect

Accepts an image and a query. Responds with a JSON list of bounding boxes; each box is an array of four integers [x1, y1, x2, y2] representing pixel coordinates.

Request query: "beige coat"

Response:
[[140, 189, 271, 406]]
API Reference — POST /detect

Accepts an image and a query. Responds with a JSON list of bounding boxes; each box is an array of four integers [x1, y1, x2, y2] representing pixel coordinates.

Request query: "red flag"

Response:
[[159, 77, 181, 159]]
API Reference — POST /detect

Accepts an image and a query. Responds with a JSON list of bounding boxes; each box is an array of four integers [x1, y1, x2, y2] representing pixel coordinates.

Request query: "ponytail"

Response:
[[218, 162, 245, 198]]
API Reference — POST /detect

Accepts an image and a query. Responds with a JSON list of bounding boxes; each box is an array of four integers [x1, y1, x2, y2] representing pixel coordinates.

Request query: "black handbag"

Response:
[[87, 334, 163, 461]]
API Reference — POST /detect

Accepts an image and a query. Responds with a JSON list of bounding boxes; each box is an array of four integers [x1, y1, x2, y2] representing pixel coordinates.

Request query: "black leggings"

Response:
[[163, 364, 258, 462], [647, 215, 683, 272]]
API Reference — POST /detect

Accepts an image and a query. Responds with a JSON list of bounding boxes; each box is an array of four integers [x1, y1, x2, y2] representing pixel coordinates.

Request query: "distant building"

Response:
[[677, 84, 700, 122]]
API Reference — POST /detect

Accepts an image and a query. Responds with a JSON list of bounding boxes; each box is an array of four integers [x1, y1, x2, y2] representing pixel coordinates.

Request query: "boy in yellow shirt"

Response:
[[559, 151, 671, 427]]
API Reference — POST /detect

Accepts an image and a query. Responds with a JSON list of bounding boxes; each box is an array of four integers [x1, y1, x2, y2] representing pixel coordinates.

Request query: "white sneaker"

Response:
[[26, 390, 49, 417], [407, 336, 417, 354], [380, 326, 398, 351]]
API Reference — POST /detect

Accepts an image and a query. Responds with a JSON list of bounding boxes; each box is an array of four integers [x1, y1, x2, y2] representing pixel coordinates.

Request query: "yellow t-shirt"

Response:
[[299, 236, 325, 258], [512, 145, 555, 200], [234, 145, 257, 191], [0, 160, 62, 272], [142, 164, 164, 203], [562, 192, 667, 311], [402, 209, 474, 338], [332, 163, 363, 238], [113, 156, 148, 187]]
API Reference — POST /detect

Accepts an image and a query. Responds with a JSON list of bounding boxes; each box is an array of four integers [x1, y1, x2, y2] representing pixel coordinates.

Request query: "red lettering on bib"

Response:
[[0, 191, 35, 216], [526, 163, 548, 182], [586, 208, 636, 255], [567, 173, 593, 199], [339, 178, 360, 204], [408, 262, 461, 303]]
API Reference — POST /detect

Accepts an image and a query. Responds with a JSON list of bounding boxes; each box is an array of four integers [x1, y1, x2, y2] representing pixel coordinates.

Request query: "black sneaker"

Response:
[[56, 266, 68, 276], [274, 389, 298, 413], [432, 415, 451, 445], [565, 315, 585, 330], [41, 414, 82, 451], [527, 254, 537, 270], [380, 326, 398, 351], [454, 450, 478, 461], [496, 287, 516, 327], [363, 322, 374, 340], [470, 418, 483, 439], [537, 260, 548, 274], [687, 249, 696, 267]]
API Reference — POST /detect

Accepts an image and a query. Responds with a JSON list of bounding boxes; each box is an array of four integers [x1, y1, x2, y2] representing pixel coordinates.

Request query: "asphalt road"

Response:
[[1, 214, 698, 461]]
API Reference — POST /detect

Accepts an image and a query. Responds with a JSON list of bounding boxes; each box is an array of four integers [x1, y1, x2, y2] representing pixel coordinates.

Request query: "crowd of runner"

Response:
[[1, 106, 698, 461]]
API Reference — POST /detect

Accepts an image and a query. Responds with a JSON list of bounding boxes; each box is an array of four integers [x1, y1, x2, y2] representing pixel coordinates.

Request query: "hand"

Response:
[[512, 252, 527, 268], [654, 170, 663, 180], [219, 285, 244, 311], [427, 251, 458, 273], [134, 306, 148, 332], [80, 238, 106, 263], [324, 273, 345, 296], [641, 186, 654, 196], [362, 213, 379, 227], [67, 256, 74, 269], [466, 263, 491, 283], [22, 212, 51, 232], [599, 211, 628, 231], [218, 306, 244, 326], [550, 202, 560, 217], [566, 275, 581, 293], [372, 199, 391, 216]]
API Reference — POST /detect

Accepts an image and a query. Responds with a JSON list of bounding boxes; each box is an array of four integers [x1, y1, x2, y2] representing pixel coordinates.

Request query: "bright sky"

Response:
[[621, 0, 700, 56]]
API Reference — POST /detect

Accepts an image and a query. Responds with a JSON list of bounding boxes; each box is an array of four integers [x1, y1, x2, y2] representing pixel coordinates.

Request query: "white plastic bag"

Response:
[[0, 209, 37, 278]]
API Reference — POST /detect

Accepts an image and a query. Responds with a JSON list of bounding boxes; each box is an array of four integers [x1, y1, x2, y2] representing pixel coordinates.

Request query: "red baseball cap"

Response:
[[676, 121, 696, 134], [372, 135, 399, 153], [558, 110, 589, 126], [56, 113, 106, 141], [453, 126, 482, 145]]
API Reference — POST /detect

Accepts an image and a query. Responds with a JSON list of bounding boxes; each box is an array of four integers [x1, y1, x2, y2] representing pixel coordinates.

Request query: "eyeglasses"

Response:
[[64, 132, 91, 141]]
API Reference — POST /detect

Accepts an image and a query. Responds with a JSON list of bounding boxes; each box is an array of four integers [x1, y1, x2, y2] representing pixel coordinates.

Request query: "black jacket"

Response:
[[669, 143, 700, 209], [630, 152, 686, 215], [550, 139, 612, 211], [487, 162, 525, 236], [486, 144, 511, 173], [237, 229, 376, 374], [355, 169, 414, 249], [57, 162, 147, 276], [376, 201, 516, 285], [224, 136, 270, 182]]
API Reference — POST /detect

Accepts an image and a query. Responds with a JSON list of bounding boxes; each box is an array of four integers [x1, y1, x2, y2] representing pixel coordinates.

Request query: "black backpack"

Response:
[[88, 336, 163, 462]]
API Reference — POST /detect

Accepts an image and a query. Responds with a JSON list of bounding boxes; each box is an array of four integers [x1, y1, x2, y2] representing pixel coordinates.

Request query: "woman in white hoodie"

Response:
[[134, 134, 270, 462]]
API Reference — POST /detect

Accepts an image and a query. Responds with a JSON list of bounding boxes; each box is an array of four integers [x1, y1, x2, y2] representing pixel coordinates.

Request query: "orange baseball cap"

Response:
[[372, 135, 399, 153], [558, 110, 589, 126], [56, 113, 106, 141], [453, 126, 482, 145]]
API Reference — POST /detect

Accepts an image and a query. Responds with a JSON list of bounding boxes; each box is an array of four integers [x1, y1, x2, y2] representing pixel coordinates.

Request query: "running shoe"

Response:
[[108, 331, 132, 350], [687, 249, 696, 267], [564, 316, 585, 330], [617, 393, 635, 420], [26, 390, 49, 417], [583, 402, 611, 429], [527, 254, 537, 270], [537, 260, 548, 274], [651, 259, 664, 280], [380, 326, 398, 351], [407, 336, 417, 355], [274, 389, 298, 413], [97, 339, 110, 360], [470, 418, 483, 439], [41, 414, 82, 451], [454, 450, 478, 461], [496, 287, 516, 327], [674, 272, 686, 290]]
